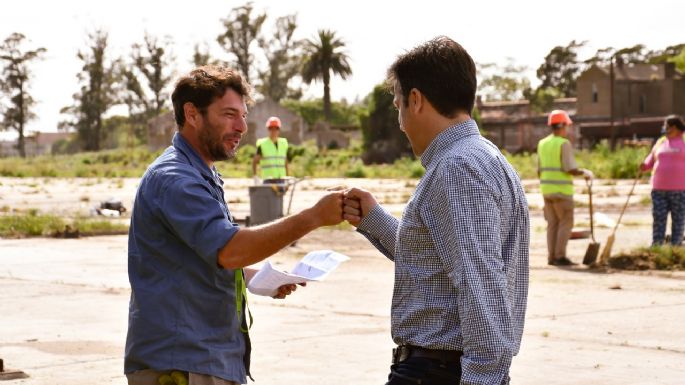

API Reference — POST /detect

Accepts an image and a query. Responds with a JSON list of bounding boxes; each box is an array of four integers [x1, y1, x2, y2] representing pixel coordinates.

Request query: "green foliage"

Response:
[[217, 2, 266, 85], [0, 211, 64, 237], [527, 87, 561, 114], [574, 141, 648, 179], [0, 32, 46, 157], [536, 40, 585, 98], [477, 59, 531, 102], [504, 140, 649, 179], [669, 46, 685, 73], [301, 29, 352, 122], [0, 211, 128, 238], [281, 98, 363, 126], [60, 29, 119, 152], [359, 84, 412, 164], [611, 245, 685, 270], [0, 146, 161, 177], [0, 138, 651, 180], [72, 217, 129, 236], [257, 15, 302, 102]]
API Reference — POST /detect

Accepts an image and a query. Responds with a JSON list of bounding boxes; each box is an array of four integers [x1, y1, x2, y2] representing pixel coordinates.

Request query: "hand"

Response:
[[272, 282, 306, 299], [581, 169, 594, 180], [639, 163, 650, 172], [343, 188, 378, 227], [310, 191, 344, 227]]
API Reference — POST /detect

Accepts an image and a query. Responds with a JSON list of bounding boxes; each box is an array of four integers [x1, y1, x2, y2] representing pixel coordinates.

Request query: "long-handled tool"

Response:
[[597, 172, 642, 265], [582, 178, 601, 265], [286, 177, 306, 216]]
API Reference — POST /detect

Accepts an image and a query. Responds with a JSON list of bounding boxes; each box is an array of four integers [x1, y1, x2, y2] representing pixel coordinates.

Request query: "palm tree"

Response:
[[301, 29, 352, 122]]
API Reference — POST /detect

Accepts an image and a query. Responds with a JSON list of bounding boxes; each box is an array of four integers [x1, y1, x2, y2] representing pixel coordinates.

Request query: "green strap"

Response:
[[234, 269, 253, 332]]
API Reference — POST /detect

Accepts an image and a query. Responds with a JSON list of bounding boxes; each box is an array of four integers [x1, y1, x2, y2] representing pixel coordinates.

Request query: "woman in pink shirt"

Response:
[[640, 115, 685, 246]]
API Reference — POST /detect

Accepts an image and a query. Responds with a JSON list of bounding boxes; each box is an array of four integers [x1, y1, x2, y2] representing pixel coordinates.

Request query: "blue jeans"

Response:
[[385, 357, 461, 385], [651, 190, 685, 246]]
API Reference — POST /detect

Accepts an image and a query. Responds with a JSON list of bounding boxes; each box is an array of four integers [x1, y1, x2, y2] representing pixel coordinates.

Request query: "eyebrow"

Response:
[[219, 107, 248, 117]]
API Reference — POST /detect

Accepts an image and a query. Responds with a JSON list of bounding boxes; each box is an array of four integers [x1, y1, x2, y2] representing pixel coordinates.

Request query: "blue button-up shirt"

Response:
[[358, 119, 529, 385], [125, 133, 246, 383]]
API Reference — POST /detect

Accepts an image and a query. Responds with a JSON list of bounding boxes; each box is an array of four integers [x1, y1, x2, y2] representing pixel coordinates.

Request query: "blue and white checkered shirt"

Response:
[[358, 119, 529, 385]]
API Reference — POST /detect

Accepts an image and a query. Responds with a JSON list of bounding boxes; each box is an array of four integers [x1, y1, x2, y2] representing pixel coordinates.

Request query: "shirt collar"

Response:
[[420, 119, 480, 168], [172, 132, 221, 183]]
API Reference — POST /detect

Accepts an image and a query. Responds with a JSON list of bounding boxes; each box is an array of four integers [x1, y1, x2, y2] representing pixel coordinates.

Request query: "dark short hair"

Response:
[[171, 65, 253, 128], [665, 114, 685, 131], [386, 36, 477, 118]]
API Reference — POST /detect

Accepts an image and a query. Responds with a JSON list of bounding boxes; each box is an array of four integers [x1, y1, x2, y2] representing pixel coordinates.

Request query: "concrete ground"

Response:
[[1, 178, 684, 384]]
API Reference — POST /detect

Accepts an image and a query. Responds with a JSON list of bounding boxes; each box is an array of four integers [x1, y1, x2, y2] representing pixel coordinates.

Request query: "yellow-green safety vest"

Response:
[[538, 134, 574, 196], [256, 137, 288, 179]]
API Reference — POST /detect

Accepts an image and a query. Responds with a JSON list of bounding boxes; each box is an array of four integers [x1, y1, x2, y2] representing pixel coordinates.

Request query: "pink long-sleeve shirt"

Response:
[[642, 135, 685, 190]]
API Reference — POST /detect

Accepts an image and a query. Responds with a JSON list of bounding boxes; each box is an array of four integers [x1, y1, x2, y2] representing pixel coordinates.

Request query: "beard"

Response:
[[198, 120, 241, 161]]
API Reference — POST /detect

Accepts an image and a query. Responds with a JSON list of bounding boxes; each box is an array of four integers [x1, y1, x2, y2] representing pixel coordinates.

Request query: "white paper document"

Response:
[[247, 250, 349, 297]]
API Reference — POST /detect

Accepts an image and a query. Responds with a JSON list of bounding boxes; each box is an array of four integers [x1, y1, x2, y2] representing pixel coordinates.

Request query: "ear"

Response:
[[183, 102, 201, 129], [408, 88, 423, 114]]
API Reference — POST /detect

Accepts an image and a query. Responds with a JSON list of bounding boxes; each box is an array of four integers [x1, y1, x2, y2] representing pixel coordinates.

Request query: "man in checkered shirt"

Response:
[[344, 37, 529, 385]]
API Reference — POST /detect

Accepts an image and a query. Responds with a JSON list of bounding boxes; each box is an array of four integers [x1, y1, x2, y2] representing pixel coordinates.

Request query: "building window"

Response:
[[639, 94, 646, 113], [592, 83, 598, 103]]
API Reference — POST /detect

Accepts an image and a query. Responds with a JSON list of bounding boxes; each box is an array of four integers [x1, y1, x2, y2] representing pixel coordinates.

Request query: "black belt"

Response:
[[392, 345, 462, 364]]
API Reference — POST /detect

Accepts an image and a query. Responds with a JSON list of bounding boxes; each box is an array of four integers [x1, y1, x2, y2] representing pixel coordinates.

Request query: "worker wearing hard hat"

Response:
[[537, 110, 593, 266], [252, 116, 289, 183]]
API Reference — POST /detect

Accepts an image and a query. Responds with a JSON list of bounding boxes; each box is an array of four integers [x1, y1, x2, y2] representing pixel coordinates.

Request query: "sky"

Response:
[[1, 0, 684, 139]]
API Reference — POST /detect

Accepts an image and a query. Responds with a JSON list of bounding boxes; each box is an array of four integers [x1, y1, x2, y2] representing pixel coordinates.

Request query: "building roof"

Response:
[[587, 62, 682, 81]]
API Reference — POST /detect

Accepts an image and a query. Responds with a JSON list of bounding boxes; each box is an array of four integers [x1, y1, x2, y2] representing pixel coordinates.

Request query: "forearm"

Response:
[[218, 208, 321, 269], [356, 205, 399, 261]]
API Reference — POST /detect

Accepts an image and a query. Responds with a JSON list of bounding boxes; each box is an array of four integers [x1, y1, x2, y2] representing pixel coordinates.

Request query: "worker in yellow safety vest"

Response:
[[252, 116, 289, 182], [537, 110, 593, 266]]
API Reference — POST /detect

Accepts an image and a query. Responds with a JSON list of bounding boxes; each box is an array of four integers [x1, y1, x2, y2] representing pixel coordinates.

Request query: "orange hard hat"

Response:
[[266, 116, 281, 128], [547, 110, 572, 126]]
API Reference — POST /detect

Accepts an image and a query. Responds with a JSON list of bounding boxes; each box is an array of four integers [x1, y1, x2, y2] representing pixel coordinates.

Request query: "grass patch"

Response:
[[0, 212, 128, 238], [0, 138, 650, 180], [610, 245, 685, 270]]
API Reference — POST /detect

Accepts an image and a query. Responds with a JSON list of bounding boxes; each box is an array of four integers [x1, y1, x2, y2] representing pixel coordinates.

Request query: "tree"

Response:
[[301, 29, 352, 122], [643, 43, 685, 64], [117, 32, 174, 144], [130, 32, 174, 117], [257, 14, 302, 102], [217, 2, 266, 85], [0, 33, 45, 157], [192, 43, 212, 67], [359, 84, 411, 164], [60, 30, 119, 151], [669, 47, 685, 73], [536, 40, 586, 97], [477, 58, 531, 102]]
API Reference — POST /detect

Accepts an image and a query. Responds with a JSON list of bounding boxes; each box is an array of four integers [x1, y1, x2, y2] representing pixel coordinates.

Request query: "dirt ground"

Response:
[[1, 177, 684, 384]]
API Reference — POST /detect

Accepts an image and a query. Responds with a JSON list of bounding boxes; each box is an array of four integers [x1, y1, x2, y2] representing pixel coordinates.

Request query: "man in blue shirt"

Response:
[[125, 65, 344, 385], [343, 37, 529, 385]]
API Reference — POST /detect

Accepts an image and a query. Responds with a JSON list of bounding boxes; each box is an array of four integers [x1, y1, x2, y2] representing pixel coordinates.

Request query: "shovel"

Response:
[[582, 178, 601, 265], [597, 172, 641, 265]]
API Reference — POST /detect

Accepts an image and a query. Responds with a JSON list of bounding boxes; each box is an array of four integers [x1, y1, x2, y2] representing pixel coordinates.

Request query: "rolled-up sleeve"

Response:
[[157, 175, 238, 266], [423, 159, 513, 385]]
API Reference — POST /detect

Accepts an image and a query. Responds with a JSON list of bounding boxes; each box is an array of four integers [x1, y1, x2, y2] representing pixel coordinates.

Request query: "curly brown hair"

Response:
[[171, 65, 253, 128]]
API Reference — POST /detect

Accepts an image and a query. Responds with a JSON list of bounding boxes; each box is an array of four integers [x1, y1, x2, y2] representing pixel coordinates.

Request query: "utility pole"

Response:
[[609, 55, 616, 150]]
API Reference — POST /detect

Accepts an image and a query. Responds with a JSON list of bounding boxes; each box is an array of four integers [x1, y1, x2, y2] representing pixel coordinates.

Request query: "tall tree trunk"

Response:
[[323, 70, 331, 122], [18, 82, 26, 157], [18, 130, 25, 158]]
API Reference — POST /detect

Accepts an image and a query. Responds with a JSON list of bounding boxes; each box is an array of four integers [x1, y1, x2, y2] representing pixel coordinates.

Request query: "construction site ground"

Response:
[[0, 177, 684, 384]]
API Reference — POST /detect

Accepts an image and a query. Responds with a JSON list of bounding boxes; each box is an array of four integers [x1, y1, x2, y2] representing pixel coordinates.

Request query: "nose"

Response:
[[235, 116, 248, 134]]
